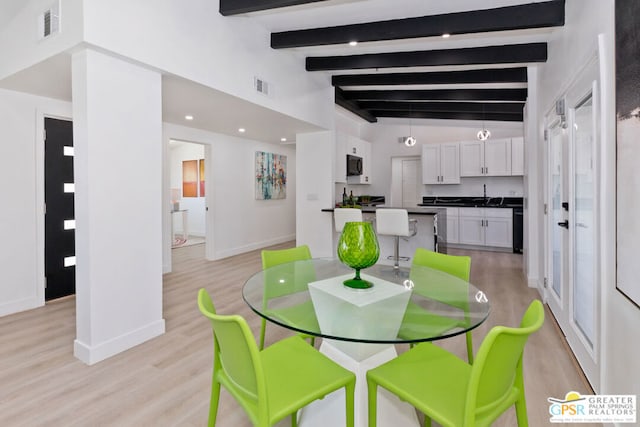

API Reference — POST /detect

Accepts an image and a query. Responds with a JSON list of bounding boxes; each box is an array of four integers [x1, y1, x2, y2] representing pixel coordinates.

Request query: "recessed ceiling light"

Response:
[[349, 41, 358, 46], [442, 33, 451, 38], [281, 137, 287, 142], [238, 128, 246, 133], [185, 115, 194, 120]]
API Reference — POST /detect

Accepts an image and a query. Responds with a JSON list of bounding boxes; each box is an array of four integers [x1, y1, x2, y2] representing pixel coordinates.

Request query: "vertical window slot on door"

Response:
[[64, 256, 76, 267], [63, 219, 75, 230], [63, 183, 75, 193], [63, 146, 74, 156]]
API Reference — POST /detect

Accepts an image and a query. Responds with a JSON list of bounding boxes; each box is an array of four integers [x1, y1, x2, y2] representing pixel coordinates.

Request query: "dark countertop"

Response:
[[418, 196, 523, 209], [322, 207, 444, 215]]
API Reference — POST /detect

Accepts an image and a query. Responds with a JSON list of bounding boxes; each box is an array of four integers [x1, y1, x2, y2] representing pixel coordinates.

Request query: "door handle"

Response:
[[557, 220, 569, 229]]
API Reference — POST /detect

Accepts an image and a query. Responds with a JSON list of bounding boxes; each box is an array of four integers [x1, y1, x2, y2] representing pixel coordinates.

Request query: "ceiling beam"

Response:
[[219, 0, 330, 16], [335, 88, 377, 123], [358, 101, 524, 114], [306, 43, 547, 71], [332, 68, 527, 86], [340, 88, 528, 102], [272, 0, 564, 48], [374, 110, 523, 122]]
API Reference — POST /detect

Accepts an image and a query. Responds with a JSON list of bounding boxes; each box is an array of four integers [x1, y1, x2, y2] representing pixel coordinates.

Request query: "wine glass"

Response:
[[337, 221, 380, 289]]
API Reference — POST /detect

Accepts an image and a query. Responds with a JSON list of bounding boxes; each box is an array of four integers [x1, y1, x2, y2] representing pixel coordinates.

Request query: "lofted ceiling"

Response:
[[220, 0, 566, 124]]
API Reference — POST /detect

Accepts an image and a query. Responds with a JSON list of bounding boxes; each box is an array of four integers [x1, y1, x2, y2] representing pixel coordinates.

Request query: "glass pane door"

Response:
[[572, 94, 595, 348], [550, 124, 564, 300]]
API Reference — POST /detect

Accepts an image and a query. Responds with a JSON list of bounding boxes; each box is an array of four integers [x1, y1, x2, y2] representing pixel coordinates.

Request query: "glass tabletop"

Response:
[[242, 259, 491, 344]]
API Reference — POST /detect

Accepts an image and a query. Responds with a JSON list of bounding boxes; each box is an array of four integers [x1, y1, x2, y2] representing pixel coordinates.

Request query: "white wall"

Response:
[[0, 0, 83, 80], [81, 0, 334, 131], [162, 123, 297, 271], [169, 141, 206, 236], [0, 88, 71, 316], [535, 0, 640, 399]]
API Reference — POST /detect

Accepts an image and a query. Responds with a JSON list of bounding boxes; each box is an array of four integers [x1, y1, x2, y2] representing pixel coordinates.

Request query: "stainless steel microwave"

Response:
[[346, 154, 363, 176]]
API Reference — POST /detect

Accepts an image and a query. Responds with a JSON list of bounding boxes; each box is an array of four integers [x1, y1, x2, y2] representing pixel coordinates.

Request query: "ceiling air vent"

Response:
[[254, 77, 269, 96], [39, 1, 60, 39]]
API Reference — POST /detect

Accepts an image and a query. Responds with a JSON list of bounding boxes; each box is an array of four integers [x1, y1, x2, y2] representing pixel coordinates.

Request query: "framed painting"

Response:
[[616, 0, 640, 308], [182, 160, 198, 198], [255, 151, 286, 200]]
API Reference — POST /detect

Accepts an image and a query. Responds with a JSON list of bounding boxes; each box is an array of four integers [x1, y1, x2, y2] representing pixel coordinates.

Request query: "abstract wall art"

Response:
[[255, 151, 286, 200]]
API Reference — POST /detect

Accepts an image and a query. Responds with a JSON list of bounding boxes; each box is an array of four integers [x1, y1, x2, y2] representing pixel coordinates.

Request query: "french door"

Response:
[[545, 57, 600, 390]]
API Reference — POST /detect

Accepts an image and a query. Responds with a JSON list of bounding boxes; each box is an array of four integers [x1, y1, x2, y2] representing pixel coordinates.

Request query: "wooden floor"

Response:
[[0, 243, 599, 427]]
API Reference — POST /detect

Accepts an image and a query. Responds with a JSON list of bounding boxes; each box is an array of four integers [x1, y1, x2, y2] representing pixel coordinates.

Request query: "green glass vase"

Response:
[[337, 221, 380, 289]]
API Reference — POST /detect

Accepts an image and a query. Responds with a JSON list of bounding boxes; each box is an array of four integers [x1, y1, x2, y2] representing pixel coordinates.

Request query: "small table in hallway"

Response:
[[242, 259, 491, 427]]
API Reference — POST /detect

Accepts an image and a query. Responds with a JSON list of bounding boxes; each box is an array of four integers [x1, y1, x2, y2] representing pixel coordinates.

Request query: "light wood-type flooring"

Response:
[[0, 243, 599, 426]]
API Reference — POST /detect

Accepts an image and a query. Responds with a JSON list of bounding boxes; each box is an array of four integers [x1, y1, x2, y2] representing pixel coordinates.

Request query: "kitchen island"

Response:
[[322, 207, 446, 268]]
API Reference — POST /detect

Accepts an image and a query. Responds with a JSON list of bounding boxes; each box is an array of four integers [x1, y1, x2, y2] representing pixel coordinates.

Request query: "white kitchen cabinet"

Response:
[[460, 138, 512, 177], [421, 142, 460, 184], [511, 136, 524, 176], [458, 207, 512, 248], [445, 207, 459, 244]]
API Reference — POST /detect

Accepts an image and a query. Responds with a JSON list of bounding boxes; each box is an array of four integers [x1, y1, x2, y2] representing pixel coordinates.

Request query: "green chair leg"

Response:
[[208, 379, 221, 427], [346, 378, 356, 427], [291, 411, 298, 427], [367, 377, 378, 427], [465, 331, 474, 364]]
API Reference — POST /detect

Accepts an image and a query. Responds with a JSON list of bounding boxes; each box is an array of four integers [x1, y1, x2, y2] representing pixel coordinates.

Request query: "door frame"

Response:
[[543, 54, 602, 391]]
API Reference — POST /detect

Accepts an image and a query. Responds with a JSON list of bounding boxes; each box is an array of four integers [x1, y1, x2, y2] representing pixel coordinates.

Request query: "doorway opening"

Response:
[[390, 156, 422, 207], [169, 140, 207, 249]]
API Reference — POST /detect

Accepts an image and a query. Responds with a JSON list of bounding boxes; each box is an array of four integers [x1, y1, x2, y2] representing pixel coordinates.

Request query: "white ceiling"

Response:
[[0, 0, 556, 142]]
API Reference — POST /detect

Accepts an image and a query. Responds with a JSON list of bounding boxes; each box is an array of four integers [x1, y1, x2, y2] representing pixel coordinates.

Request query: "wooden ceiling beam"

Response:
[[272, 0, 564, 48], [358, 101, 524, 114], [341, 88, 528, 102], [374, 110, 524, 122], [335, 88, 377, 123], [306, 43, 547, 71], [219, 0, 330, 16], [332, 68, 527, 86]]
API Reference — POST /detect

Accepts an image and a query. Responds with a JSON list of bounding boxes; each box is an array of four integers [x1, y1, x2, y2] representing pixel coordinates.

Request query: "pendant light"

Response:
[[476, 104, 491, 141]]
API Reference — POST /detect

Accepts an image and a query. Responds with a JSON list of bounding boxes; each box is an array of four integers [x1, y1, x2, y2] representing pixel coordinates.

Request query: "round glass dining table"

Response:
[[242, 258, 491, 345]]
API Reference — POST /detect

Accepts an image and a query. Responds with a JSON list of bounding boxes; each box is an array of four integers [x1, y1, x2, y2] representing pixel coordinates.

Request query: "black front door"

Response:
[[44, 117, 75, 300]]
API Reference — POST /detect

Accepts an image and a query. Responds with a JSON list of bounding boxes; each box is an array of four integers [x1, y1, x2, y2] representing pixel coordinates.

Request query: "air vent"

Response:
[[254, 77, 269, 96], [39, 1, 60, 39]]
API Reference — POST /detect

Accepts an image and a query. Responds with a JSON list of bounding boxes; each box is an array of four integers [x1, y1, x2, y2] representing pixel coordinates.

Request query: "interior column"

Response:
[[71, 48, 165, 364]]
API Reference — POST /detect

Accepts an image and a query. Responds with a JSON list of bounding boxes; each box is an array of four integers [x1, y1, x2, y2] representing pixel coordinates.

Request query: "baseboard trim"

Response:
[[0, 296, 43, 317], [74, 318, 166, 365], [212, 234, 296, 260]]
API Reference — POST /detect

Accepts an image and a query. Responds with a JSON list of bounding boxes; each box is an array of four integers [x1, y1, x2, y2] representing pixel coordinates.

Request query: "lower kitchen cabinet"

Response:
[[445, 208, 459, 244], [458, 208, 512, 248]]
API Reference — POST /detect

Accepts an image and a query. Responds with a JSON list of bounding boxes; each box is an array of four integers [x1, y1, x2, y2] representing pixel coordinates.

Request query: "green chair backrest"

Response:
[[197, 289, 263, 414], [261, 245, 315, 299], [262, 245, 312, 269], [410, 248, 472, 311], [465, 300, 545, 424], [412, 248, 471, 281]]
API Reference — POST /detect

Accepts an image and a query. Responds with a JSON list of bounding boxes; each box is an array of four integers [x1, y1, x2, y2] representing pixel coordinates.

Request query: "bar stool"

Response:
[[334, 208, 363, 232], [375, 208, 417, 269]]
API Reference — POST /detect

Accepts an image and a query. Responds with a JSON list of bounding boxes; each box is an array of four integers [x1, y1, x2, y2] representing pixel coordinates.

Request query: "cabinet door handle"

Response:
[[557, 220, 569, 229]]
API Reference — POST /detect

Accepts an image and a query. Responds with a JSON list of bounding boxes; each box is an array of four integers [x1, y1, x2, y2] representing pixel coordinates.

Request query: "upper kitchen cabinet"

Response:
[[346, 135, 372, 184], [422, 142, 460, 184], [460, 138, 512, 177], [511, 137, 524, 176]]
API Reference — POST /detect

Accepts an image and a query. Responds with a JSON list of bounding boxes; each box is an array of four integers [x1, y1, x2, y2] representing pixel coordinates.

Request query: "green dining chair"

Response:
[[198, 288, 356, 427], [260, 245, 318, 349], [367, 299, 545, 427], [398, 248, 475, 363]]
